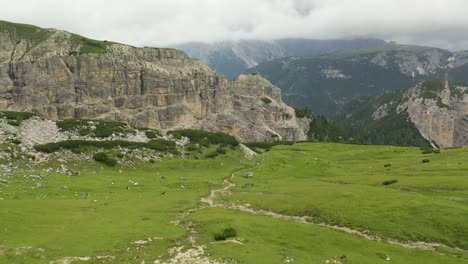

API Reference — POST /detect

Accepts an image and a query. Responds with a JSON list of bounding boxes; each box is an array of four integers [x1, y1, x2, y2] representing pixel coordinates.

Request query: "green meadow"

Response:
[[1, 143, 468, 263]]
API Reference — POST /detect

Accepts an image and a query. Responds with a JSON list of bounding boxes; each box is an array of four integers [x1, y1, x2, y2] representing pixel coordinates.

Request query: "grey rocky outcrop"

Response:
[[0, 25, 306, 142], [397, 81, 468, 148]]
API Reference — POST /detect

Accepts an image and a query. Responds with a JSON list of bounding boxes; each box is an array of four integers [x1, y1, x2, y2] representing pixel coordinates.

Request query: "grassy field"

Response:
[[223, 143, 468, 252], [0, 150, 247, 263], [1, 142, 468, 263]]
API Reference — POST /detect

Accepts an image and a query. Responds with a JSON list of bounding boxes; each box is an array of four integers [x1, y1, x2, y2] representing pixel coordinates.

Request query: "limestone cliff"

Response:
[[0, 21, 306, 142], [397, 80, 468, 148]]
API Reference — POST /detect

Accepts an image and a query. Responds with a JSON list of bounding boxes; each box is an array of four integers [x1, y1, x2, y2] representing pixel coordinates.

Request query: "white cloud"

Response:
[[1, 0, 468, 50]]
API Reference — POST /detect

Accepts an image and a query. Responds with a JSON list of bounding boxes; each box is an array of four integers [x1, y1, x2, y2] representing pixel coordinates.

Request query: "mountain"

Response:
[[250, 43, 468, 115], [173, 38, 386, 79], [0, 20, 307, 142], [336, 80, 468, 148]]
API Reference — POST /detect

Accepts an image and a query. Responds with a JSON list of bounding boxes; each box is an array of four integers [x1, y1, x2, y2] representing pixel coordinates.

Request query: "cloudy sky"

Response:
[[1, 0, 468, 50]]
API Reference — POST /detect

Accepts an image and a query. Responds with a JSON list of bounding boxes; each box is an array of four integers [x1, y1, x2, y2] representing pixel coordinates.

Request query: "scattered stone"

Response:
[[243, 172, 254, 178]]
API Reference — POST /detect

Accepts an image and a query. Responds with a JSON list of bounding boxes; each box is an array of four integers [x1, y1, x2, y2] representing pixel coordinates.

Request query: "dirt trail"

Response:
[[202, 171, 468, 255]]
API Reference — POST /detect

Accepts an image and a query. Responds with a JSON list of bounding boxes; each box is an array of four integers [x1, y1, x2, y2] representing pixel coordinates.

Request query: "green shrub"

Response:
[[11, 139, 21, 145], [93, 152, 117, 167], [56, 119, 127, 137], [382, 180, 398, 186], [35, 139, 177, 154], [216, 147, 227, 154], [186, 144, 199, 151], [168, 129, 238, 147], [214, 227, 237, 241], [384, 163, 392, 167], [244, 141, 294, 152], [0, 111, 35, 125], [421, 148, 440, 154], [261, 97, 272, 104], [116, 153, 124, 159], [294, 107, 313, 118], [145, 130, 159, 139], [422, 159, 430, 163], [205, 151, 219, 159]]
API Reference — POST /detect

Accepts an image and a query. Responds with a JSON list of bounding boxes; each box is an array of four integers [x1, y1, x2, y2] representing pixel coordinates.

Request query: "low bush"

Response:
[[244, 141, 294, 152], [145, 130, 159, 139], [0, 111, 35, 125], [169, 129, 238, 147], [421, 148, 440, 154], [261, 97, 272, 104], [11, 139, 21, 145], [422, 159, 430, 163], [216, 147, 227, 154], [214, 227, 237, 241], [384, 163, 392, 167], [56, 119, 128, 138], [93, 152, 117, 167], [382, 180, 398, 186], [35, 139, 177, 154], [205, 151, 219, 159], [186, 144, 199, 151]]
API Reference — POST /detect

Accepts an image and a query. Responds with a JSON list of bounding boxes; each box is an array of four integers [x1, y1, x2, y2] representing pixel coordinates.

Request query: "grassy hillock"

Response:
[[0, 20, 112, 55]]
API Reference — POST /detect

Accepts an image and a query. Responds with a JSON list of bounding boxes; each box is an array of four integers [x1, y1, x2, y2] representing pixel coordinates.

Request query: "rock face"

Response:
[[0, 21, 306, 142], [398, 81, 468, 148]]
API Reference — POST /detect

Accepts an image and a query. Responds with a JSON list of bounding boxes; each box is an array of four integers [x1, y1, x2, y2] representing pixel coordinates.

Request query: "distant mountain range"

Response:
[[173, 38, 386, 79], [249, 44, 468, 115]]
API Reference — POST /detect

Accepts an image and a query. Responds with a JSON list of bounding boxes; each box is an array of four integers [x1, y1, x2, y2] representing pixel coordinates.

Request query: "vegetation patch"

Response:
[[70, 34, 111, 54], [214, 227, 237, 241], [34, 139, 177, 154], [421, 148, 440, 154], [420, 79, 445, 100], [244, 141, 294, 153], [294, 107, 313, 118], [205, 151, 219, 159], [0, 111, 35, 126], [169, 129, 238, 147], [57, 119, 130, 137], [93, 152, 117, 167], [308, 115, 350, 142], [261, 97, 272, 104], [382, 180, 398, 186]]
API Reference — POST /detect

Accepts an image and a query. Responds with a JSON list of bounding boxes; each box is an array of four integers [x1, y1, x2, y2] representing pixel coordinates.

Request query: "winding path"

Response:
[[162, 166, 468, 262]]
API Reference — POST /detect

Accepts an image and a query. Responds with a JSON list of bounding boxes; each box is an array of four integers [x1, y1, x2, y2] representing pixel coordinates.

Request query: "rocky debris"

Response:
[[49, 255, 115, 264], [372, 104, 390, 120], [321, 68, 351, 79], [154, 246, 225, 264], [0, 25, 307, 143], [20, 118, 68, 147], [322, 255, 347, 264], [243, 172, 254, 178], [239, 144, 256, 160]]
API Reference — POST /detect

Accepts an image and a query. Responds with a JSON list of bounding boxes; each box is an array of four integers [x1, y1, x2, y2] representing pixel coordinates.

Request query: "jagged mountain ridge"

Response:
[[0, 20, 307, 142], [250, 44, 468, 115], [173, 38, 387, 79]]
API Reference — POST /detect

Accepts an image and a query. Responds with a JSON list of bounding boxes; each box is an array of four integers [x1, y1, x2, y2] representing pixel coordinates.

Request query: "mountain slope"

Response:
[[336, 80, 468, 148], [174, 38, 386, 79], [0, 20, 306, 142], [250, 44, 468, 115]]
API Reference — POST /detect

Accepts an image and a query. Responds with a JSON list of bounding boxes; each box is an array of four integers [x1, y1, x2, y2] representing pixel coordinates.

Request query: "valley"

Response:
[[1, 115, 468, 263]]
